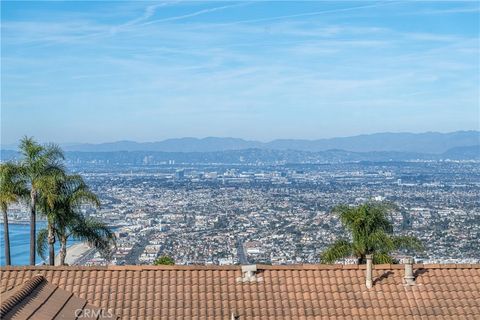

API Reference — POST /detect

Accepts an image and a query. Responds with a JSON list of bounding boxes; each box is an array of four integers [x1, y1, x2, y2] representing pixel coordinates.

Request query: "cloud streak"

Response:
[[140, 2, 251, 26], [207, 1, 403, 26]]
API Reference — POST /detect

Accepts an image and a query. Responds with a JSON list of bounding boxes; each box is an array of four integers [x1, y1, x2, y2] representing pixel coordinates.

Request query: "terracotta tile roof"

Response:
[[0, 274, 118, 320], [1, 264, 479, 320]]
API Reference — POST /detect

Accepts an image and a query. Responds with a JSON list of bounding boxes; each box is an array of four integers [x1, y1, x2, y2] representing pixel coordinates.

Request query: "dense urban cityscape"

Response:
[[6, 158, 478, 266]]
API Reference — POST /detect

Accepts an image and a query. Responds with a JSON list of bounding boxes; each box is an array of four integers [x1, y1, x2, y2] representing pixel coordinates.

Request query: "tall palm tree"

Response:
[[0, 163, 28, 265], [18, 137, 64, 265], [321, 202, 423, 264], [36, 171, 65, 265], [37, 174, 115, 265]]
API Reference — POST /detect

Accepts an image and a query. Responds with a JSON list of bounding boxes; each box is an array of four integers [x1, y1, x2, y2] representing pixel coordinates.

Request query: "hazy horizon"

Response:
[[0, 129, 478, 147], [2, 1, 479, 145]]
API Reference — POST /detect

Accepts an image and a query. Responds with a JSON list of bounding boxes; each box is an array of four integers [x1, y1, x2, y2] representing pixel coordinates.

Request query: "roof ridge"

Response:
[[0, 274, 46, 317], [0, 263, 479, 271]]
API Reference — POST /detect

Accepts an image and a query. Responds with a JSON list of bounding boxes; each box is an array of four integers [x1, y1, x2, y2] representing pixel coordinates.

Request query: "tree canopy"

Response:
[[321, 202, 423, 264], [154, 256, 175, 265]]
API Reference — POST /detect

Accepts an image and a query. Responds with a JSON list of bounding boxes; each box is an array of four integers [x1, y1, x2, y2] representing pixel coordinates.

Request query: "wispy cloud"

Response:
[[140, 2, 251, 26], [411, 5, 480, 15], [209, 1, 403, 26], [114, 2, 173, 30], [2, 1, 478, 142]]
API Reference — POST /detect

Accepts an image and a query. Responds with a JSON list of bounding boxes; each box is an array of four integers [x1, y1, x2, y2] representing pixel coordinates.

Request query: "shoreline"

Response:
[[1, 223, 94, 266], [55, 242, 91, 266]]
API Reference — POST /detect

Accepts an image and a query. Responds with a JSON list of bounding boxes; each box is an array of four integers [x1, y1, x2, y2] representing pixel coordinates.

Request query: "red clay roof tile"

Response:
[[0, 275, 118, 320], [1, 264, 479, 319]]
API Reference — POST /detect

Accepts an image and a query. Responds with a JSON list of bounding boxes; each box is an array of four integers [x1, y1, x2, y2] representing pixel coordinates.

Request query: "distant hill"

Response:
[[441, 145, 480, 160], [266, 131, 479, 153], [57, 131, 479, 154], [64, 137, 262, 153]]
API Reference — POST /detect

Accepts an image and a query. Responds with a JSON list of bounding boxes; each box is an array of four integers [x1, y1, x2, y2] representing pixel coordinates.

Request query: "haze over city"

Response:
[[2, 1, 479, 144]]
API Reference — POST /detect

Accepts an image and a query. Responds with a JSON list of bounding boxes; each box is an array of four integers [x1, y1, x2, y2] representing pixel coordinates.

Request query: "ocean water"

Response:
[[0, 222, 77, 266]]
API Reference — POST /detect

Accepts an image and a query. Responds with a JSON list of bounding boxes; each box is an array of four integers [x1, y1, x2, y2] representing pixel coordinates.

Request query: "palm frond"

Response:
[[70, 189, 101, 208], [321, 239, 353, 264], [333, 205, 356, 229], [367, 229, 395, 253], [393, 235, 424, 252], [43, 143, 65, 160], [36, 228, 49, 261], [35, 172, 63, 210], [19, 137, 43, 164], [373, 252, 394, 264], [0, 162, 28, 209], [69, 214, 116, 260], [43, 163, 66, 178]]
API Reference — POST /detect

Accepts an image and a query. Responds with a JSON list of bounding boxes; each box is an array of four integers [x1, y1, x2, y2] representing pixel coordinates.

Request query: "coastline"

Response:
[[55, 242, 91, 266], [1, 223, 106, 266]]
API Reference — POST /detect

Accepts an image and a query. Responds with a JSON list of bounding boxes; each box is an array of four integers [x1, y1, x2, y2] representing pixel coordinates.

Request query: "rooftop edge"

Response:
[[1, 263, 479, 271]]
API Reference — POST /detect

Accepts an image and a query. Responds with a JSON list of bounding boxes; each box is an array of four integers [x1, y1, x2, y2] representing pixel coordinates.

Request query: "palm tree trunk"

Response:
[[29, 189, 36, 266], [2, 209, 11, 265], [48, 222, 55, 266], [59, 235, 67, 265], [358, 254, 367, 265]]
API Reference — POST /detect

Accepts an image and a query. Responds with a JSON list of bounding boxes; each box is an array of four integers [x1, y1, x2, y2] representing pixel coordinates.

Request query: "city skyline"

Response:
[[2, 1, 479, 144]]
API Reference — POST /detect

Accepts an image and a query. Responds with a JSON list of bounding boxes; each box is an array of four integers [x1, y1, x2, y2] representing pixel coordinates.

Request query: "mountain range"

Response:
[[2, 131, 479, 156], [56, 131, 479, 154]]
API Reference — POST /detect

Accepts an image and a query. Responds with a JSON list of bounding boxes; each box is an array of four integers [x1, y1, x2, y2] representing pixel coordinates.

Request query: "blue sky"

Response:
[[1, 1, 479, 144]]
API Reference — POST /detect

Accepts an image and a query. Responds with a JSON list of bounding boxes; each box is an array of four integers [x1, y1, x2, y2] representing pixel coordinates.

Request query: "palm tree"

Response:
[[18, 137, 64, 265], [36, 171, 65, 265], [321, 202, 423, 264], [37, 174, 115, 265], [0, 163, 28, 265]]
